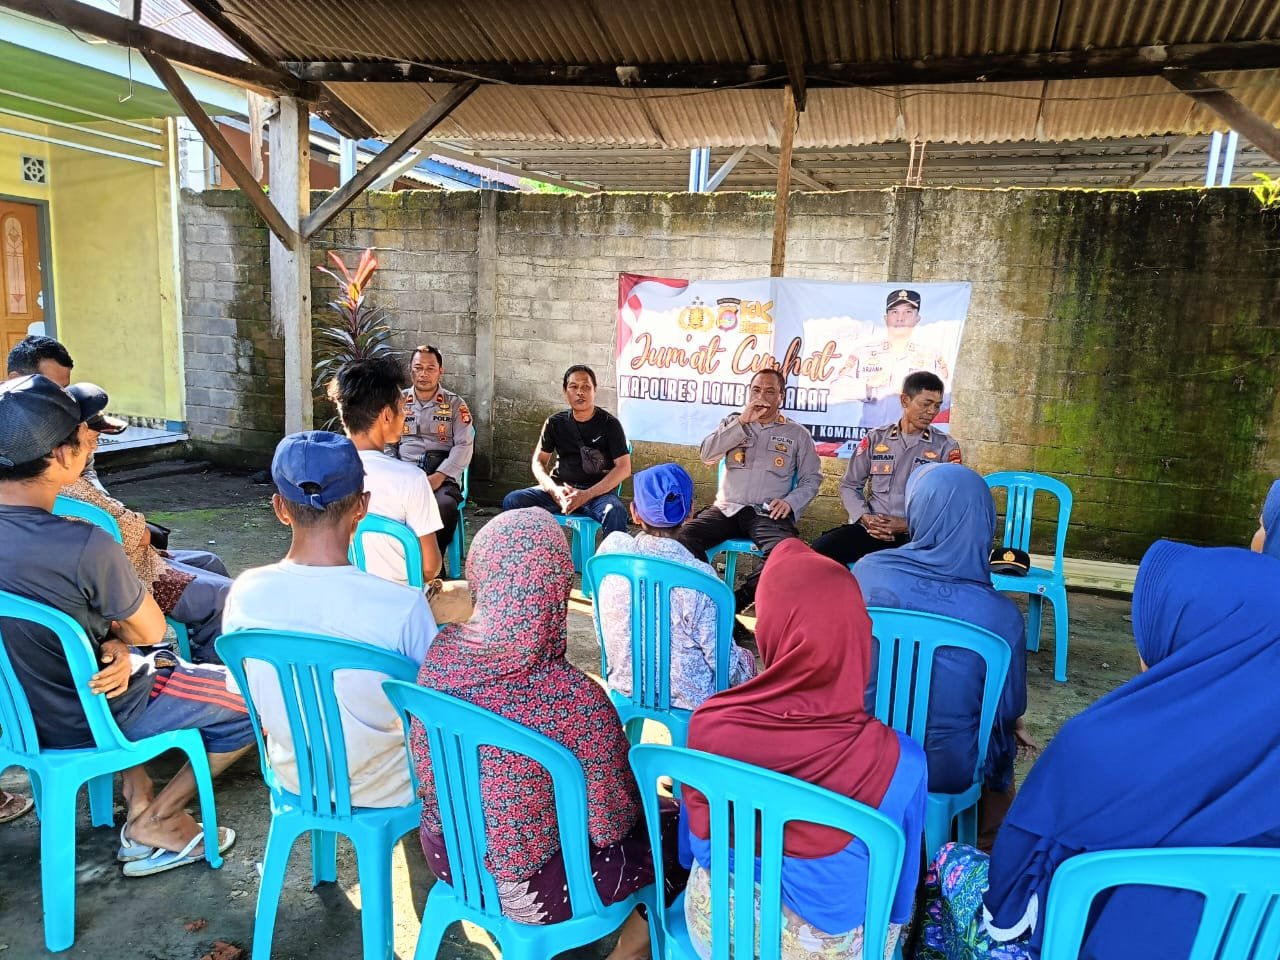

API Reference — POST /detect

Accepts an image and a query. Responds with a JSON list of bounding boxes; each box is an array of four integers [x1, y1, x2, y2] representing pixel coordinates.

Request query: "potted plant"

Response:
[[313, 247, 396, 428]]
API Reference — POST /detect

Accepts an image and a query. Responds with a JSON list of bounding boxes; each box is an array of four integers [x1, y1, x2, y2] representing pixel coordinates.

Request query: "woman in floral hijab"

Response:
[[412, 508, 682, 956]]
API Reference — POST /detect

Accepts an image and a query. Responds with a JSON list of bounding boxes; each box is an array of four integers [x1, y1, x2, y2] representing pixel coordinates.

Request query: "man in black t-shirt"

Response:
[[502, 364, 632, 535], [0, 375, 253, 876]]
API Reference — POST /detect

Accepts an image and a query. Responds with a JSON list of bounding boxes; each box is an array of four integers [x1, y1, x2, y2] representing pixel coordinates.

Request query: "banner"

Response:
[[616, 274, 971, 456]]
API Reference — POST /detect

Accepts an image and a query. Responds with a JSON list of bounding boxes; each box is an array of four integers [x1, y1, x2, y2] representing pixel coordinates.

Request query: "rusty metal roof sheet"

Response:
[[192, 1, 1280, 146]]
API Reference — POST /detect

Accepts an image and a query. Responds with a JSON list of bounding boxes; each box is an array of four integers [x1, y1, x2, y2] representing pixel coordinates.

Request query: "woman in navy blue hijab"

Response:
[[1250, 479, 1280, 557], [916, 540, 1280, 959], [853, 462, 1029, 839]]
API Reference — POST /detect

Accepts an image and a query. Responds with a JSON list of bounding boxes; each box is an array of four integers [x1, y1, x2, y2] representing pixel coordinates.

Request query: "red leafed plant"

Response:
[[313, 248, 396, 384]]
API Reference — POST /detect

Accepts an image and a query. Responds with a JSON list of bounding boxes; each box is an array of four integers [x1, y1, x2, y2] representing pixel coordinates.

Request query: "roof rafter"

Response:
[[1163, 68, 1280, 165], [181, 0, 374, 139], [0, 0, 314, 97], [280, 38, 1280, 89]]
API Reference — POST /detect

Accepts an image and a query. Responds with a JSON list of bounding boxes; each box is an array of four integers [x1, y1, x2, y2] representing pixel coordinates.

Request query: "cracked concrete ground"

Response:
[[0, 467, 1139, 959]]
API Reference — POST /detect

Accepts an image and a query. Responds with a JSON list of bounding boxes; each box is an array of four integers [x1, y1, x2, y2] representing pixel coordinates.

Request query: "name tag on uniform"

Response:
[[871, 454, 894, 462], [770, 436, 793, 447], [871, 461, 895, 475]]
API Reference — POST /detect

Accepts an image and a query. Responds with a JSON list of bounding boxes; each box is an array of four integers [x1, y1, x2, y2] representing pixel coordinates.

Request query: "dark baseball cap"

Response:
[[0, 375, 106, 468], [632, 463, 694, 527], [886, 288, 921, 309], [271, 431, 365, 509], [67, 383, 128, 435]]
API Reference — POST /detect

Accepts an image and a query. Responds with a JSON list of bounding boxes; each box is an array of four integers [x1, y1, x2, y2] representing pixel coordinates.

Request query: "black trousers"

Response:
[[433, 479, 464, 554], [811, 522, 910, 568], [676, 506, 800, 611]]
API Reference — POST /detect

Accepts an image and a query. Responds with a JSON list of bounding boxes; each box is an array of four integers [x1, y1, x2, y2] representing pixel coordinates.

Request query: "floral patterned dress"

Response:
[[915, 844, 1031, 960], [411, 508, 685, 922]]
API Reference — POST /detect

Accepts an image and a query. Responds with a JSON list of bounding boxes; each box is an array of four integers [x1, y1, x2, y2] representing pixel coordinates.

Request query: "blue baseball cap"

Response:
[[633, 463, 694, 528], [271, 431, 364, 508]]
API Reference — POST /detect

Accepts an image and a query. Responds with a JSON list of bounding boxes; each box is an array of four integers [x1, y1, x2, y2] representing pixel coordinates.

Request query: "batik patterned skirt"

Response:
[[683, 861, 905, 960], [420, 797, 685, 925], [915, 843, 1031, 960]]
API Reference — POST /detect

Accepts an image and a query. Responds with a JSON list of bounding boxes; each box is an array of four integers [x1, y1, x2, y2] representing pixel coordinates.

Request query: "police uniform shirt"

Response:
[[839, 422, 961, 524], [840, 337, 951, 428], [398, 386, 475, 481], [699, 413, 823, 519]]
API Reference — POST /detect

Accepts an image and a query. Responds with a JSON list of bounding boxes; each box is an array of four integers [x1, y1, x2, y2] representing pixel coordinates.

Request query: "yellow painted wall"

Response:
[[0, 117, 184, 422]]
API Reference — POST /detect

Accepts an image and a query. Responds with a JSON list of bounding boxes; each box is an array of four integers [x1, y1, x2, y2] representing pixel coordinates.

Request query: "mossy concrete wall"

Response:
[[179, 187, 1280, 560]]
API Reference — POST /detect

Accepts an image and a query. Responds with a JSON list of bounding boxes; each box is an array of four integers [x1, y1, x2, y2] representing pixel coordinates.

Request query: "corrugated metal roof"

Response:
[[327, 77, 1280, 144], [442, 136, 1274, 191], [189, 1, 1280, 147]]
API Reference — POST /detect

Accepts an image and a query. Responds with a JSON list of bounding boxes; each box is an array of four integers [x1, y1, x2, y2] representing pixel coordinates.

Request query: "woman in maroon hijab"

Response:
[[683, 539, 927, 959]]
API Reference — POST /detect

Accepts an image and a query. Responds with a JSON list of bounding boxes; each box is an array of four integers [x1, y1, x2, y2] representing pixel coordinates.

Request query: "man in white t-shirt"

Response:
[[327, 356, 443, 585], [223, 431, 436, 808]]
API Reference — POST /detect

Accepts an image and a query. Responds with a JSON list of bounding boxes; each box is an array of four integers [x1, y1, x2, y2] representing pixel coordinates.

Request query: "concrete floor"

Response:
[[0, 468, 1140, 959]]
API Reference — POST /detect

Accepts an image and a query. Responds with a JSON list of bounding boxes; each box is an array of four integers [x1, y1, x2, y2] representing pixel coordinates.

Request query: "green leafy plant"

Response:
[[313, 248, 397, 427], [1251, 172, 1280, 209]]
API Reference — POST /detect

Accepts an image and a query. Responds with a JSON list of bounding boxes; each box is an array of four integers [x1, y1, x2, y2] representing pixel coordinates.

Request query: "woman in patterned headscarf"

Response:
[[411, 507, 683, 957]]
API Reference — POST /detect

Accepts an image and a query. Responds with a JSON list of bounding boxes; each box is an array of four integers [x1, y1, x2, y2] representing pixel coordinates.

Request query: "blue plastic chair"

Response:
[[0, 590, 224, 952], [629, 744, 905, 960], [51, 495, 194, 658], [984, 471, 1074, 682], [350, 513, 426, 589], [866, 607, 1011, 861], [381, 681, 658, 960], [444, 467, 470, 579], [1040, 848, 1280, 960], [553, 443, 631, 600], [52, 494, 123, 542], [584, 553, 735, 746], [215, 630, 421, 960], [705, 460, 798, 587]]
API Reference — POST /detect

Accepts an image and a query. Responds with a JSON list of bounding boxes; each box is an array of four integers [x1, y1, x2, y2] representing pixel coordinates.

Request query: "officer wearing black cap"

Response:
[[836, 288, 951, 429]]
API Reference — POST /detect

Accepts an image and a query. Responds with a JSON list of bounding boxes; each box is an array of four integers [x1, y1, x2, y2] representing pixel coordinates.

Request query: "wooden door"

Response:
[[0, 200, 46, 357]]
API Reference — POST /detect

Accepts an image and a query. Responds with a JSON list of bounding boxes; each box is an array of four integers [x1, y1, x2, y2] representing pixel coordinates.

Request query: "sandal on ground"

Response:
[[122, 825, 235, 878], [117, 824, 156, 862], [0, 791, 34, 825]]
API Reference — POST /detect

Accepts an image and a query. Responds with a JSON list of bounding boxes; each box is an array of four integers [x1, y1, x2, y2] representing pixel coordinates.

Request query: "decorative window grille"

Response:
[[21, 156, 47, 185]]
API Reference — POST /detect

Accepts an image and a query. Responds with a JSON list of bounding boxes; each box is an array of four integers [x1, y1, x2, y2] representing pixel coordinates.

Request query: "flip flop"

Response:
[[117, 824, 156, 862], [0, 791, 33, 825], [122, 825, 235, 878]]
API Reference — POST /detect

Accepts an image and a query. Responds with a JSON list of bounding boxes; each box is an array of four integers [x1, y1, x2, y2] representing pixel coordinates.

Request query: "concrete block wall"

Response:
[[178, 186, 1280, 559]]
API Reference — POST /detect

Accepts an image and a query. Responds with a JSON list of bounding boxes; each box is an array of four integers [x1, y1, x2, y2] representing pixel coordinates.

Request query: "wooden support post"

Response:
[[770, 87, 797, 277], [1163, 69, 1280, 165], [269, 97, 312, 433], [141, 50, 298, 249]]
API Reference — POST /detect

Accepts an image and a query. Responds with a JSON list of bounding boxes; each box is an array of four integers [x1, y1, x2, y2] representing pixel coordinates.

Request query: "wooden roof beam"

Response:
[[772, 0, 808, 112], [282, 38, 1280, 88], [1163, 69, 1280, 165], [747, 147, 832, 191], [140, 49, 298, 249], [181, 0, 374, 140], [1124, 135, 1193, 186], [0, 0, 313, 97], [302, 81, 479, 239]]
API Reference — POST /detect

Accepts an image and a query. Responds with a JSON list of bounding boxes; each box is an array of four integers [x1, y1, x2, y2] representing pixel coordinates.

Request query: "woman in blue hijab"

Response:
[[1250, 479, 1280, 557], [915, 540, 1280, 960], [853, 462, 1029, 842]]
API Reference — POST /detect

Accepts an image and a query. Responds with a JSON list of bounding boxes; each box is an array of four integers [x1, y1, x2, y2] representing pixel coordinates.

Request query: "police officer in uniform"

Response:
[[838, 289, 950, 428], [812, 370, 961, 566], [397, 345, 474, 554], [677, 368, 823, 616]]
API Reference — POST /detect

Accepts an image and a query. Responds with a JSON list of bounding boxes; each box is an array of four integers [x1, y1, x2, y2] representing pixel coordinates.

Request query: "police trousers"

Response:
[[676, 506, 800, 612]]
